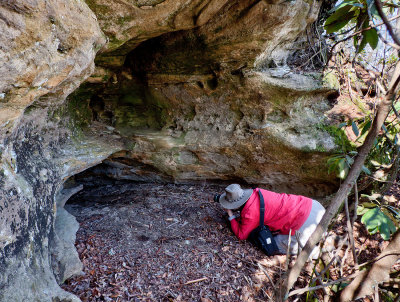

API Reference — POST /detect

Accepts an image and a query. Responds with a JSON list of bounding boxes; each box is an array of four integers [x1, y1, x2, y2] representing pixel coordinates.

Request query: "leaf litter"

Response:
[[61, 182, 400, 301]]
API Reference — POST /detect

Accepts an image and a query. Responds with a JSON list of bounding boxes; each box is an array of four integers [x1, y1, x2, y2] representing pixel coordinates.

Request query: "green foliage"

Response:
[[324, 0, 381, 53], [326, 118, 370, 179], [357, 194, 399, 240], [327, 153, 350, 179], [322, 0, 400, 298], [361, 207, 396, 239], [325, 5, 357, 33], [380, 288, 399, 302], [320, 124, 355, 153], [331, 282, 349, 293], [369, 114, 400, 166], [327, 106, 400, 180]]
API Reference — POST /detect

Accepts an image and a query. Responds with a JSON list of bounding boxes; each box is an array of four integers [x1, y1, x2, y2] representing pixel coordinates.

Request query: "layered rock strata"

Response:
[[0, 0, 339, 300], [81, 0, 337, 195]]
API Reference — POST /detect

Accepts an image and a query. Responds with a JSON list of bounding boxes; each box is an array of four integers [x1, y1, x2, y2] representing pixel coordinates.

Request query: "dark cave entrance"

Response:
[[60, 161, 261, 301]]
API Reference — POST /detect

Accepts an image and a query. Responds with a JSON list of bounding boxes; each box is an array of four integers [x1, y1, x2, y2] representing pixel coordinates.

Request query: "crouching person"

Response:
[[216, 184, 325, 259]]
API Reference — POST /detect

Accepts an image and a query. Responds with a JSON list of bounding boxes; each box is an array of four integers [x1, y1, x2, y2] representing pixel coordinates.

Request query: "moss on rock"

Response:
[[323, 71, 340, 90]]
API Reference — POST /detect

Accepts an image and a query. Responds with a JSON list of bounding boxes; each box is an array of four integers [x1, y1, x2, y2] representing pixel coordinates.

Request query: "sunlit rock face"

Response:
[[82, 0, 338, 196], [1, 0, 338, 301], [0, 1, 113, 301]]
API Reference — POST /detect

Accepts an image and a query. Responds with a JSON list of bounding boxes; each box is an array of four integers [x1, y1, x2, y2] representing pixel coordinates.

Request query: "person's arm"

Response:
[[229, 211, 258, 240]]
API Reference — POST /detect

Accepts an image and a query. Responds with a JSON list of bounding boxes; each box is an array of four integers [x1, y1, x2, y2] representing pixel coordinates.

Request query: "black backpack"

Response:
[[248, 190, 280, 256]]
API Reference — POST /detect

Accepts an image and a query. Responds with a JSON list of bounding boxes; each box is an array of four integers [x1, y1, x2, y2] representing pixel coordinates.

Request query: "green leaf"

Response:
[[370, 160, 381, 166], [352, 121, 359, 137], [364, 28, 379, 49], [379, 218, 396, 240], [382, 208, 399, 228], [330, 0, 363, 12], [357, 205, 370, 215], [360, 120, 372, 136], [373, 138, 379, 148], [366, 0, 379, 17], [338, 122, 347, 128], [382, 124, 388, 133], [328, 154, 345, 160], [337, 158, 349, 179], [361, 208, 381, 229], [325, 5, 352, 24], [356, 17, 371, 53], [328, 158, 341, 174], [325, 6, 356, 34], [361, 201, 378, 208], [345, 155, 354, 166], [357, 34, 368, 53], [361, 207, 397, 240], [385, 205, 400, 219], [362, 165, 371, 175]]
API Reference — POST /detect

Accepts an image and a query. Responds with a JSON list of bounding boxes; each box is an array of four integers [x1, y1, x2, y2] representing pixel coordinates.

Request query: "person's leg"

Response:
[[297, 200, 325, 258], [274, 233, 298, 255], [274, 200, 325, 256]]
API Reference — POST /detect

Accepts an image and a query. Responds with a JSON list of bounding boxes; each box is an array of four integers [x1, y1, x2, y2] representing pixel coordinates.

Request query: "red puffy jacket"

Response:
[[230, 188, 312, 240]]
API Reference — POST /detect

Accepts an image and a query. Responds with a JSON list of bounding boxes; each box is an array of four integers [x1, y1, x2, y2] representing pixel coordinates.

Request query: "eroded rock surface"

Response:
[[80, 0, 338, 196], [0, 1, 113, 301], [1, 0, 339, 301]]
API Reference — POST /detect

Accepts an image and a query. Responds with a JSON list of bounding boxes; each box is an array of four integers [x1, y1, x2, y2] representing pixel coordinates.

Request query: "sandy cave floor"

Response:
[[61, 182, 399, 301]]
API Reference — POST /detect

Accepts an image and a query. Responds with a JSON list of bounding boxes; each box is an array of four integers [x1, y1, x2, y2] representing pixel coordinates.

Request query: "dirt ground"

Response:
[[61, 181, 398, 302]]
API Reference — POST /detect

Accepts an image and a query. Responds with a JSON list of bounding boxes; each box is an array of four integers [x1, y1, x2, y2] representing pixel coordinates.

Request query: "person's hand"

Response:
[[225, 209, 234, 217]]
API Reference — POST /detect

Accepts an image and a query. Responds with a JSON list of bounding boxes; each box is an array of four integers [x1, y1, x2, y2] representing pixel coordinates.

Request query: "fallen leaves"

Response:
[[61, 182, 395, 301]]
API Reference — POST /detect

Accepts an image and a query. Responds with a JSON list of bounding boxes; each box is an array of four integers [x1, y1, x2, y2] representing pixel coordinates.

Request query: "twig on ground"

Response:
[[311, 256, 337, 285], [261, 288, 273, 302], [184, 277, 208, 285], [356, 251, 400, 270], [341, 245, 351, 277], [285, 229, 292, 273], [344, 196, 358, 265], [312, 270, 329, 296], [287, 273, 360, 298], [257, 263, 276, 290], [375, 285, 380, 301], [352, 182, 359, 227]]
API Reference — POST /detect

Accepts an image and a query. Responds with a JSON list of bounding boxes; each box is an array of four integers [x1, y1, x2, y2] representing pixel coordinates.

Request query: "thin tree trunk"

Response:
[[280, 60, 400, 300]]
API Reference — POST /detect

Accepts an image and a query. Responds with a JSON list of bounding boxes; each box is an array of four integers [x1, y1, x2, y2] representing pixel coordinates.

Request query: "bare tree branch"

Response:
[[287, 273, 359, 298], [377, 31, 400, 50], [374, 0, 400, 46], [344, 196, 358, 265], [327, 14, 400, 64], [352, 182, 358, 227], [281, 60, 400, 301]]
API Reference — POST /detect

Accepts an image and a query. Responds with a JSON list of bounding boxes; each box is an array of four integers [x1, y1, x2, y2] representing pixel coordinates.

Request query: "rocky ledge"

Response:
[[0, 0, 339, 301]]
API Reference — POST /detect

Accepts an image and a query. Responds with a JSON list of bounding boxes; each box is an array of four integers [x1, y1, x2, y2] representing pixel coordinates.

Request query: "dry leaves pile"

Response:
[[61, 182, 392, 301]]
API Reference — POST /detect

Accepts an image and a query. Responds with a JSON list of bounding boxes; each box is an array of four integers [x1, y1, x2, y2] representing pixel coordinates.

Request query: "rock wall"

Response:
[[0, 0, 339, 300], [80, 0, 338, 195], [0, 1, 116, 301]]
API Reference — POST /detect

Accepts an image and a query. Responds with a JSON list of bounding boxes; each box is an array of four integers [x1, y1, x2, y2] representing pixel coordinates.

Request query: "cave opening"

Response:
[[60, 158, 257, 300]]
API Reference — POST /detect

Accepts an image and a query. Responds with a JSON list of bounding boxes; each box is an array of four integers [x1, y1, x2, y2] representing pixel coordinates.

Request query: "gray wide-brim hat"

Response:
[[219, 184, 253, 210]]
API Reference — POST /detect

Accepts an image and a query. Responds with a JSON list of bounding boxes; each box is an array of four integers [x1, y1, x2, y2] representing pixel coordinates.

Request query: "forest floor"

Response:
[[61, 181, 399, 302]]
